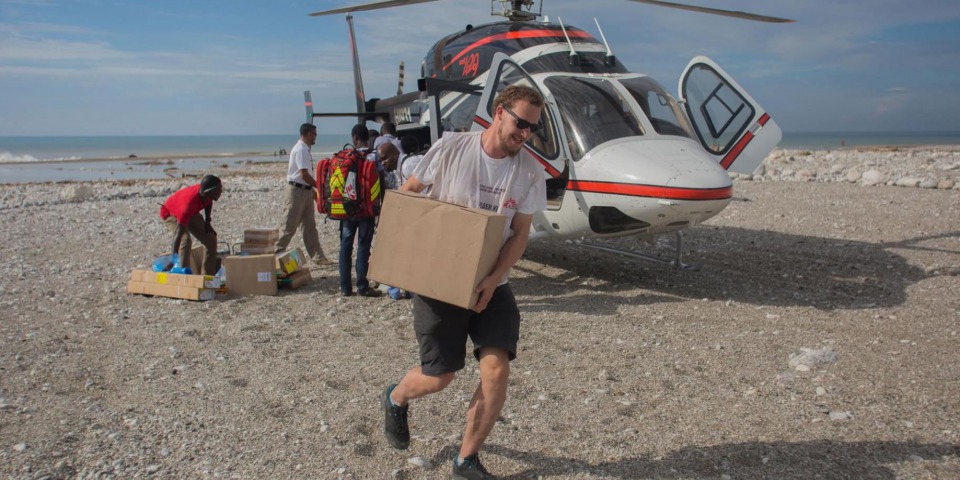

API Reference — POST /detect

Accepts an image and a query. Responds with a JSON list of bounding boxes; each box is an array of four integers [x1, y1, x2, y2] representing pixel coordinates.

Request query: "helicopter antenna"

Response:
[[557, 17, 580, 66], [593, 17, 618, 67], [594, 18, 614, 57]]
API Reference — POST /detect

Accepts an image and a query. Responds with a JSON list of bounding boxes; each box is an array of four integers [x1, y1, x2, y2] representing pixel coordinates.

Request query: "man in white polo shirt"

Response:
[[276, 123, 333, 266]]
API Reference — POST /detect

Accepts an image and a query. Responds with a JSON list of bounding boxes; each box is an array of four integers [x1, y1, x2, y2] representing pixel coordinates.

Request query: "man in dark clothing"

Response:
[[338, 124, 382, 298]]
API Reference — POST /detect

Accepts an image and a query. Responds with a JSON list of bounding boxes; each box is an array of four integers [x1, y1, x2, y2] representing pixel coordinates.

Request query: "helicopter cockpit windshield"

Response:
[[619, 76, 694, 139], [544, 75, 692, 161], [545, 76, 644, 161]]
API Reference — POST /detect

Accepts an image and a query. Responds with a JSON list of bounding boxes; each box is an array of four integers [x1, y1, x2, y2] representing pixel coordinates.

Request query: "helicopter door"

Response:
[[679, 56, 782, 174], [474, 53, 564, 178]]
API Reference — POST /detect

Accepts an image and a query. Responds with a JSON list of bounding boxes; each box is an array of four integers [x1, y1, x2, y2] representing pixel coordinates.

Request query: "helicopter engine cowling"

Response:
[[562, 137, 733, 238]]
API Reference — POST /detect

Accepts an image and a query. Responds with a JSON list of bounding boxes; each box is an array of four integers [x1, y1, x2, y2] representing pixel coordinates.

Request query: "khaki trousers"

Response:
[[276, 184, 323, 258], [163, 214, 218, 275]]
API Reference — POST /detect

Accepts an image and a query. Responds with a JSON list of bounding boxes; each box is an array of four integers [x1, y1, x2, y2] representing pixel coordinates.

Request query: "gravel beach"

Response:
[[1, 146, 959, 479]]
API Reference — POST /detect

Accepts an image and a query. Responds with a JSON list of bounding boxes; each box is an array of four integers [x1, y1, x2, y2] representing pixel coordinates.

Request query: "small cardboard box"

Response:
[[275, 247, 306, 276], [239, 243, 275, 255], [190, 245, 205, 272], [369, 190, 506, 309], [188, 245, 224, 274], [244, 228, 279, 246], [278, 267, 312, 290], [223, 254, 278, 296]]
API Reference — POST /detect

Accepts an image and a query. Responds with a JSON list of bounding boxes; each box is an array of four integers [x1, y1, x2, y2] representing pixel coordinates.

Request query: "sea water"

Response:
[[2, 132, 959, 184], [0, 134, 348, 184], [0, 134, 348, 163], [777, 131, 960, 150]]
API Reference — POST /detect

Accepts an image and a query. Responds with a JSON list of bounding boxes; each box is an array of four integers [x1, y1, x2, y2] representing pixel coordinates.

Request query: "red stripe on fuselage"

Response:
[[473, 115, 562, 177], [568, 180, 732, 201], [443, 30, 593, 72], [720, 113, 772, 170]]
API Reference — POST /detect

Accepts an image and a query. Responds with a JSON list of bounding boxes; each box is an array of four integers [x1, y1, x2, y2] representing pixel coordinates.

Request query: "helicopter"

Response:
[[306, 0, 792, 269]]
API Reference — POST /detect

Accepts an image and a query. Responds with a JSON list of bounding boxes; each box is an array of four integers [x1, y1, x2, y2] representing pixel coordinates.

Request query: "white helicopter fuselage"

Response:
[[417, 39, 775, 243], [338, 19, 780, 246]]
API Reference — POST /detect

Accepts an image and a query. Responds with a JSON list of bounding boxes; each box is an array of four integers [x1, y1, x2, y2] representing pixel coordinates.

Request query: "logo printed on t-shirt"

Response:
[[502, 198, 518, 210]]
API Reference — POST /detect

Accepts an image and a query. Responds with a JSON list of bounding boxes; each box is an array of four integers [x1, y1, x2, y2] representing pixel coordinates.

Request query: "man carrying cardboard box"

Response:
[[381, 85, 547, 480]]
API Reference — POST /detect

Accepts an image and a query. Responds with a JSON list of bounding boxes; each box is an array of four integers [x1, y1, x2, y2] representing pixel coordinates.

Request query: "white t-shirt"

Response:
[[398, 153, 423, 185], [286, 139, 312, 185], [411, 131, 547, 283]]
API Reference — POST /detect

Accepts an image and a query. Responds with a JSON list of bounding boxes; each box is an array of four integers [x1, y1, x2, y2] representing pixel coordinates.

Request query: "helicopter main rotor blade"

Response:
[[625, 0, 794, 23], [309, 0, 441, 17]]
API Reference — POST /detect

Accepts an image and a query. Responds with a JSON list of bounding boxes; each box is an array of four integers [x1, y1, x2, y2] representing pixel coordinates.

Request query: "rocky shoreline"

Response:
[[0, 146, 958, 479], [3, 146, 959, 212]]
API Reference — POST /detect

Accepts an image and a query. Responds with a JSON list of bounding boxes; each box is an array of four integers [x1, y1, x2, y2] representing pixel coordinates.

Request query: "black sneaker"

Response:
[[357, 287, 382, 298], [452, 454, 496, 480], [382, 384, 409, 449]]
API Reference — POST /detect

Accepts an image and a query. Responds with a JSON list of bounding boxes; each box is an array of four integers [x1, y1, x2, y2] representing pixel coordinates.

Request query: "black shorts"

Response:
[[412, 284, 521, 375]]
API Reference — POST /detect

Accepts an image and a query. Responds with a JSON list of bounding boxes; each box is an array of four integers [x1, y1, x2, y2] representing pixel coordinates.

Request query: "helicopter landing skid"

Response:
[[579, 231, 702, 272]]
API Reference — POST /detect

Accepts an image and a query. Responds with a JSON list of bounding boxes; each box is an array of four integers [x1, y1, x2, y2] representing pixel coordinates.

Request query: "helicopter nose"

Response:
[[582, 137, 732, 191], [568, 137, 734, 236]]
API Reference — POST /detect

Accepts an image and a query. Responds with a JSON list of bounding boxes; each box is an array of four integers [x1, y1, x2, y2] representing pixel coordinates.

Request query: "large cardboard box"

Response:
[[275, 247, 306, 276], [223, 254, 278, 296], [369, 190, 506, 309]]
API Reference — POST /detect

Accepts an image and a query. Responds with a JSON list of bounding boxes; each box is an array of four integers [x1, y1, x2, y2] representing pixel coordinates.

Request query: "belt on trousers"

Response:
[[289, 181, 312, 190]]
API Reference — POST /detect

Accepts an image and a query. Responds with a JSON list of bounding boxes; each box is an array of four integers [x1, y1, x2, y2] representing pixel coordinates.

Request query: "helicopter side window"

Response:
[[439, 92, 482, 133], [682, 65, 755, 154], [620, 77, 693, 139], [543, 76, 645, 160], [485, 63, 559, 159]]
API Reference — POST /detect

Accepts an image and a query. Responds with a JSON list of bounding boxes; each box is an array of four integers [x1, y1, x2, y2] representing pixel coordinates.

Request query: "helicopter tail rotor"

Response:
[[304, 91, 314, 123]]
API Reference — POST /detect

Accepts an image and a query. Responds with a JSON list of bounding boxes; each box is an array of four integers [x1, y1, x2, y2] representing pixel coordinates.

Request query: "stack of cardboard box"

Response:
[[276, 247, 312, 290], [240, 228, 279, 255], [127, 269, 221, 301]]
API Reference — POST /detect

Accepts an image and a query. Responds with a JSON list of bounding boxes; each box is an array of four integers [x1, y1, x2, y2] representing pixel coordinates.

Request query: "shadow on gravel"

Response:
[[486, 440, 960, 479], [515, 227, 960, 311]]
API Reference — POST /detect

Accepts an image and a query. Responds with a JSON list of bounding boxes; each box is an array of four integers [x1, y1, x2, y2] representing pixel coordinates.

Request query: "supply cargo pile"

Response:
[[127, 228, 313, 300]]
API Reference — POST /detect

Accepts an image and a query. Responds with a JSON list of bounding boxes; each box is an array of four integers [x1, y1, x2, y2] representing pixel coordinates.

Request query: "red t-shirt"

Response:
[[159, 184, 213, 225]]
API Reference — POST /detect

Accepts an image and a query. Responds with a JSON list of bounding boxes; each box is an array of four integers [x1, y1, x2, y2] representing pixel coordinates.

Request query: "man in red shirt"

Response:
[[159, 175, 223, 274]]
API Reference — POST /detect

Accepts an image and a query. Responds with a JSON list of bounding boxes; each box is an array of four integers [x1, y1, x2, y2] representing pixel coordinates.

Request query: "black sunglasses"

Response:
[[502, 106, 543, 134]]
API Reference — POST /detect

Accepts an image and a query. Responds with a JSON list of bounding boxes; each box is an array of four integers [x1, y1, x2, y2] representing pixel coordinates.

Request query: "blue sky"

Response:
[[2, 0, 959, 136]]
